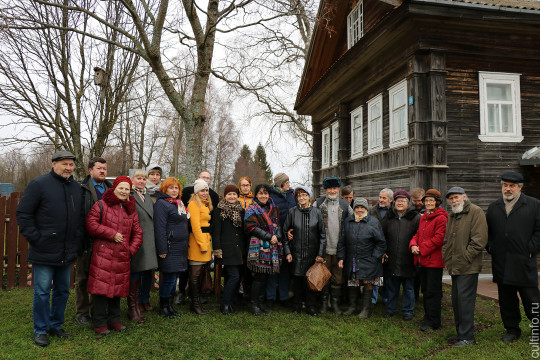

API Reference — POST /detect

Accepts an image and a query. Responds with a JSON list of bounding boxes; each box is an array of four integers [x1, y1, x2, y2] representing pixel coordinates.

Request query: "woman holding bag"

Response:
[[283, 186, 326, 316]]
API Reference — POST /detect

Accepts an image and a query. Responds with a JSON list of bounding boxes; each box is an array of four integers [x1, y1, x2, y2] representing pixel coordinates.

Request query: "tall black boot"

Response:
[[319, 285, 329, 314], [159, 297, 174, 319], [249, 277, 265, 316], [331, 285, 343, 315], [343, 287, 359, 316], [168, 296, 180, 317], [359, 286, 374, 319], [258, 279, 272, 314], [189, 265, 207, 315]]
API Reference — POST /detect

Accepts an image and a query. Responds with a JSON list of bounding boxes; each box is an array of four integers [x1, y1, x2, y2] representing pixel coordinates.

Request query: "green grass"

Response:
[[0, 285, 533, 359]]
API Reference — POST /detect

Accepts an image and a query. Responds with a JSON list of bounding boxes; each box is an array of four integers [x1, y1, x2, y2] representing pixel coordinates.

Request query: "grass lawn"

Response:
[[0, 285, 533, 359]]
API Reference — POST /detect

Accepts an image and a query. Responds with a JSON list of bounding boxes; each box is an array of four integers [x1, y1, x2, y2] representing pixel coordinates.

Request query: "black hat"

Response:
[[501, 171, 523, 183], [323, 177, 341, 189], [51, 150, 76, 162], [446, 186, 465, 198]]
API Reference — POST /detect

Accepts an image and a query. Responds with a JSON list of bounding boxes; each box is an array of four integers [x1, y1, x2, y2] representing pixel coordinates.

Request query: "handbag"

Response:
[[200, 263, 213, 292], [306, 261, 331, 292]]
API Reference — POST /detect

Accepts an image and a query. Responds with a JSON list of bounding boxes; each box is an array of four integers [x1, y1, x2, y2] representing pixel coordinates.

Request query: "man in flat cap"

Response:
[[443, 187, 488, 347], [486, 172, 540, 343], [16, 150, 82, 347], [314, 177, 353, 314]]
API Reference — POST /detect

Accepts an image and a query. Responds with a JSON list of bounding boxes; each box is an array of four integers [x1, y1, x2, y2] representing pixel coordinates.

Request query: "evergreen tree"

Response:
[[232, 144, 266, 185], [254, 143, 273, 184]]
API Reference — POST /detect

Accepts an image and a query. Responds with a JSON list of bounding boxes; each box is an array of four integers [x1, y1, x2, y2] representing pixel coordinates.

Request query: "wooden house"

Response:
[[295, 0, 540, 208]]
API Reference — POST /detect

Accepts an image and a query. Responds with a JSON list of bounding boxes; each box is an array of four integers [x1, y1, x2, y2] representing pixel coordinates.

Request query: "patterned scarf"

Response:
[[166, 197, 190, 218], [244, 198, 282, 274], [217, 199, 243, 228]]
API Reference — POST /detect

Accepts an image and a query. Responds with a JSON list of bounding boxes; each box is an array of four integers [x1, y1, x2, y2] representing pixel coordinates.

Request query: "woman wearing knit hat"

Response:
[[238, 176, 254, 209], [409, 189, 448, 331], [212, 185, 245, 315], [187, 179, 213, 315], [338, 198, 386, 319], [85, 176, 143, 335], [283, 186, 326, 316], [153, 177, 190, 319]]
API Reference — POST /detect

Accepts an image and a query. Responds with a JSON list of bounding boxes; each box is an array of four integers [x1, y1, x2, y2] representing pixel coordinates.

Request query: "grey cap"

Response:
[[51, 150, 76, 162], [353, 197, 369, 210], [446, 186, 465, 198], [294, 185, 313, 199]]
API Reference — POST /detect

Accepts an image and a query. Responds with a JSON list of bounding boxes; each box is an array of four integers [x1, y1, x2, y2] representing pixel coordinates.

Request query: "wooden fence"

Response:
[[1, 192, 75, 290]]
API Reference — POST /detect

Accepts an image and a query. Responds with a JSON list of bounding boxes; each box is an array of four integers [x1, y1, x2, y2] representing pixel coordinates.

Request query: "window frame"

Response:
[[331, 122, 339, 166], [388, 79, 409, 148], [321, 127, 331, 168], [478, 71, 523, 143], [350, 106, 363, 159], [347, 1, 364, 49], [367, 94, 383, 154]]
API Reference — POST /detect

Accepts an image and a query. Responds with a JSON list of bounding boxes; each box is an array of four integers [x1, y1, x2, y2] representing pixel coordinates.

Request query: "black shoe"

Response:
[[421, 324, 435, 332], [48, 328, 72, 338], [291, 307, 301, 314], [76, 315, 91, 325], [452, 339, 475, 348], [447, 335, 459, 343], [384, 312, 395, 318], [175, 293, 185, 305], [501, 333, 520, 343], [402, 314, 413, 321], [306, 308, 319, 317], [220, 305, 234, 315], [33, 333, 50, 347]]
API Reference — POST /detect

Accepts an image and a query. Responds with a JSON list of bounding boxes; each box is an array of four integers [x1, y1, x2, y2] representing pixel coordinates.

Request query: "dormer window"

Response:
[[347, 2, 364, 49]]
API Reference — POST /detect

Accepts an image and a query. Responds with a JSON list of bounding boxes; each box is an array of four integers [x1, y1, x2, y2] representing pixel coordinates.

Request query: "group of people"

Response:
[[16, 150, 540, 350]]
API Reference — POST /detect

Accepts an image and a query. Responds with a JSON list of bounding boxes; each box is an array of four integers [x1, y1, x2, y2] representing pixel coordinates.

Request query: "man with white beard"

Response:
[[486, 172, 540, 343], [442, 186, 488, 348]]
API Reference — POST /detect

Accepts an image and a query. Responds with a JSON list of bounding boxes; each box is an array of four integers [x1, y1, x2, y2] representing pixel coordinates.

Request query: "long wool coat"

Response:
[[212, 205, 246, 266], [131, 189, 158, 273], [86, 189, 143, 298]]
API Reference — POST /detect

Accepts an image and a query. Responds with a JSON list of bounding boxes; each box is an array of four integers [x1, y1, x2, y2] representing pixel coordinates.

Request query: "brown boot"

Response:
[[127, 279, 144, 323], [189, 265, 207, 315]]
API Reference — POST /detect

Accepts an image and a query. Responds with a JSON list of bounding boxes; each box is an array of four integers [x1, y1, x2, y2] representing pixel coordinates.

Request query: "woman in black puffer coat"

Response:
[[283, 186, 326, 316]]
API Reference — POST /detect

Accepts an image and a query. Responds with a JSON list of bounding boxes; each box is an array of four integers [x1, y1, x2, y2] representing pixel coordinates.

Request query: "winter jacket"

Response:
[[381, 208, 420, 278], [80, 175, 112, 253], [187, 198, 212, 262], [153, 192, 189, 273], [16, 170, 82, 266], [409, 207, 448, 268], [369, 203, 392, 223], [86, 189, 143, 298], [238, 192, 254, 209], [181, 186, 219, 211], [268, 186, 297, 227], [130, 189, 158, 273], [283, 206, 326, 276], [442, 200, 488, 276], [212, 206, 245, 266], [487, 193, 540, 287], [337, 214, 386, 280]]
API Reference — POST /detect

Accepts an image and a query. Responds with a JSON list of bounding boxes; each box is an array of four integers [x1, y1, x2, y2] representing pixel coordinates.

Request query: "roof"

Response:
[[413, 0, 540, 11], [520, 146, 540, 165]]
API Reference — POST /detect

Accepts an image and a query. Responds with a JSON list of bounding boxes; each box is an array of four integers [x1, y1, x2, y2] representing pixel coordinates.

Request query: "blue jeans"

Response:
[[385, 276, 415, 316], [266, 262, 290, 301], [222, 265, 241, 306], [32, 263, 72, 334], [160, 272, 178, 298]]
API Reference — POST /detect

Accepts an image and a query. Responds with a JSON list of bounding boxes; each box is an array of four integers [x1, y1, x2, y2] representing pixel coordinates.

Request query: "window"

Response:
[[389, 80, 408, 148], [478, 72, 522, 142], [332, 122, 339, 165], [322, 127, 330, 168], [350, 106, 363, 158], [367, 94, 383, 153], [347, 2, 363, 49]]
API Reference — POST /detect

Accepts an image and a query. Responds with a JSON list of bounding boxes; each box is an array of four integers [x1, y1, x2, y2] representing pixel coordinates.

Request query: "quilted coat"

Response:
[[409, 207, 448, 268], [268, 186, 297, 227], [86, 189, 143, 298], [153, 192, 189, 273]]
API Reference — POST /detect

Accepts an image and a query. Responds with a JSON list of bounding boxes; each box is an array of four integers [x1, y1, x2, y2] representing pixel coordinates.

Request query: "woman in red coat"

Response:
[[86, 176, 143, 335], [409, 188, 448, 332]]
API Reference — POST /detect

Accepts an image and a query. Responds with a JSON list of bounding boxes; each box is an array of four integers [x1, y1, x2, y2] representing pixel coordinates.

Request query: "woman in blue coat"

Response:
[[153, 177, 189, 319]]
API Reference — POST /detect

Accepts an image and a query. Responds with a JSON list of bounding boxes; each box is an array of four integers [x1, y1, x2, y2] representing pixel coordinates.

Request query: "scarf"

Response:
[[166, 197, 190, 218], [217, 199, 243, 228]]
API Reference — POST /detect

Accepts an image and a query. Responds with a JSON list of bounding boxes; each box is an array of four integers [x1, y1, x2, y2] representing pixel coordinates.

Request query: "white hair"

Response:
[[380, 188, 394, 199]]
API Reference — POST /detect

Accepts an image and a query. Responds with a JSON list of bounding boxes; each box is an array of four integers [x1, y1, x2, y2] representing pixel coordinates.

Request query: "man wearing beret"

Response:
[[443, 187, 488, 347], [16, 150, 82, 347], [486, 172, 540, 343], [314, 177, 353, 314]]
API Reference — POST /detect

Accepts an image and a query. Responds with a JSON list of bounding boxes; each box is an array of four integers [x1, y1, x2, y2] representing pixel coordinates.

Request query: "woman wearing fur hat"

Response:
[[212, 185, 246, 315], [244, 184, 283, 315], [338, 198, 386, 319], [153, 177, 190, 319], [238, 176, 254, 209], [283, 186, 326, 316], [409, 189, 448, 331], [187, 179, 213, 315], [85, 176, 143, 335]]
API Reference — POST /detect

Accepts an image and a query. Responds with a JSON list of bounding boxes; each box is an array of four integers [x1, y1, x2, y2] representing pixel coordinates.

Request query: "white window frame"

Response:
[[331, 122, 339, 166], [367, 94, 383, 154], [321, 127, 331, 168], [478, 72, 523, 143], [350, 106, 363, 159], [388, 80, 409, 148], [347, 1, 364, 49]]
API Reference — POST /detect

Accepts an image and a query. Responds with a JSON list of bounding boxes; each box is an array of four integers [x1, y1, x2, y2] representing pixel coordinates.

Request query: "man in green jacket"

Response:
[[442, 186, 488, 348]]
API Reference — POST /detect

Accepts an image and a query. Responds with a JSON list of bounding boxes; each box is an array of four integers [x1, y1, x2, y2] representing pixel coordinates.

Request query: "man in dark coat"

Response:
[[443, 187, 488, 348], [180, 169, 219, 209], [486, 171, 540, 343], [75, 157, 112, 325], [16, 150, 82, 347]]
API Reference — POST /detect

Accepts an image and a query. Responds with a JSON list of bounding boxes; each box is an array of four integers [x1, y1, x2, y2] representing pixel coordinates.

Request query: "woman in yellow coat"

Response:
[[187, 179, 213, 315]]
